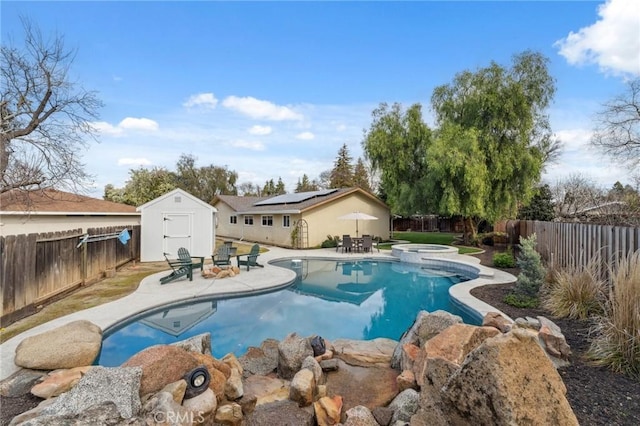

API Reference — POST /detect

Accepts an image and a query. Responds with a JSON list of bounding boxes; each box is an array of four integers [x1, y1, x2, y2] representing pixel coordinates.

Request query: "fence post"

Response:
[[82, 242, 87, 286]]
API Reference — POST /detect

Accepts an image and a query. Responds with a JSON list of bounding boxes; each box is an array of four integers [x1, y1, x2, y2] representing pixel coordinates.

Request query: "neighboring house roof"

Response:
[[213, 187, 388, 215], [136, 188, 217, 212], [0, 189, 139, 215]]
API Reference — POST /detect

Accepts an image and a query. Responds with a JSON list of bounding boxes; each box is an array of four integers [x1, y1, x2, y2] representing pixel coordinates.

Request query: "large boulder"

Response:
[[391, 310, 462, 369], [121, 345, 199, 397], [442, 329, 579, 425], [14, 320, 102, 370], [40, 366, 142, 419], [277, 333, 314, 380]]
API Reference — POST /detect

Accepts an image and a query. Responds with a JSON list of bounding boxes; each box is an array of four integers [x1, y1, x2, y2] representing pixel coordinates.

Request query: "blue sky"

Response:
[[3, 0, 639, 198]]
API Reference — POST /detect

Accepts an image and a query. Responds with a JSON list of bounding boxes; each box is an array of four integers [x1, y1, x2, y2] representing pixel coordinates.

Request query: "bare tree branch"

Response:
[[591, 79, 640, 170], [0, 17, 103, 196]]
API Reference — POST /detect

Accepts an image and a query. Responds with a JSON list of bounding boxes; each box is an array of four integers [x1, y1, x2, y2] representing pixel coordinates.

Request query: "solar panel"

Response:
[[254, 189, 338, 206]]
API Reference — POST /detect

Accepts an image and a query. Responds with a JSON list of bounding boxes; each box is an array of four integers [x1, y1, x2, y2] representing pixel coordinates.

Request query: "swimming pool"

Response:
[[97, 259, 478, 366]]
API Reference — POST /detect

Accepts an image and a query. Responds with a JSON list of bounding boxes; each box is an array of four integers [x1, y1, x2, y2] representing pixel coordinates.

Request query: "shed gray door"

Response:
[[163, 213, 192, 256]]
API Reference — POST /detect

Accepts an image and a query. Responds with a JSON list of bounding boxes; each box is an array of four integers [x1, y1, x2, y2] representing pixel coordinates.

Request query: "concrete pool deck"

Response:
[[0, 245, 516, 380]]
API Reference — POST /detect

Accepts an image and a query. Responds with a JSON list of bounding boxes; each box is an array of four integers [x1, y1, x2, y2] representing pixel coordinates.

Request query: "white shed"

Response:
[[137, 189, 217, 262]]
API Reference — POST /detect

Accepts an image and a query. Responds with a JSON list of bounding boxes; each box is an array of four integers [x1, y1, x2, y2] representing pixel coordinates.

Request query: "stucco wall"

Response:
[[214, 191, 390, 248]]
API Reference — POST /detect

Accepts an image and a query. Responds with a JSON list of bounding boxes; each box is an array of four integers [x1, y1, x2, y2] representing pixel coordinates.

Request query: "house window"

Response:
[[244, 216, 254, 225], [262, 215, 273, 227], [230, 215, 237, 225], [283, 215, 290, 228]]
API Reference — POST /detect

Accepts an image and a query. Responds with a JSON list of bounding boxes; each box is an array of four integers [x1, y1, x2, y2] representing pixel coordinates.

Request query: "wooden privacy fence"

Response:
[[496, 220, 640, 274], [1, 225, 140, 326]]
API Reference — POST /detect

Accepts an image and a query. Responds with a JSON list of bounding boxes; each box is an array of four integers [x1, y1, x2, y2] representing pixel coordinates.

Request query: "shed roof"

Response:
[[136, 188, 217, 212], [213, 187, 388, 214], [0, 189, 138, 215]]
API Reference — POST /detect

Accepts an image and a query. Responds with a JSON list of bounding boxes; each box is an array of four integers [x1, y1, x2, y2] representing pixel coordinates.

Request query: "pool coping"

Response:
[[0, 245, 516, 381]]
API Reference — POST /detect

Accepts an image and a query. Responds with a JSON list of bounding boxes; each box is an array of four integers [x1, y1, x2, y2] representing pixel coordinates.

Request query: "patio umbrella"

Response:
[[337, 211, 378, 237]]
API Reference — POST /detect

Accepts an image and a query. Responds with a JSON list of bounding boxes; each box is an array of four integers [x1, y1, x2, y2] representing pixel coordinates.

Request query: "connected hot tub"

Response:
[[391, 243, 459, 263]]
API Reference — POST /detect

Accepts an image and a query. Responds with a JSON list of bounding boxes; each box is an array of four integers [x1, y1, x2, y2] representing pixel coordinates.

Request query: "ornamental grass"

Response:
[[588, 250, 640, 379]]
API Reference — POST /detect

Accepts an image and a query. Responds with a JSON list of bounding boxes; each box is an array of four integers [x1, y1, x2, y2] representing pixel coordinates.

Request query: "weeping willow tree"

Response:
[[363, 51, 559, 243]]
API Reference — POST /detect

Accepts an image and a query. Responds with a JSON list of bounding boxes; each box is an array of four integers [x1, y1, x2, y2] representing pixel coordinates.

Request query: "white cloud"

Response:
[[555, 0, 640, 76], [336, 124, 347, 132], [230, 139, 266, 151], [119, 117, 159, 131], [555, 128, 593, 151], [222, 96, 304, 121], [248, 125, 273, 135], [90, 121, 122, 136], [183, 93, 218, 109], [296, 131, 315, 140], [117, 158, 152, 166]]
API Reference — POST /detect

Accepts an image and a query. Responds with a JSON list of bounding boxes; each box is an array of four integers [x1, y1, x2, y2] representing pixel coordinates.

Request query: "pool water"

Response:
[[98, 259, 476, 366]]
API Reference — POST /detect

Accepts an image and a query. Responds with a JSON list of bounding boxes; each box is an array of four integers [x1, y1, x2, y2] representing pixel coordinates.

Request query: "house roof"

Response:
[[213, 187, 388, 215], [136, 188, 217, 212], [0, 189, 139, 215]]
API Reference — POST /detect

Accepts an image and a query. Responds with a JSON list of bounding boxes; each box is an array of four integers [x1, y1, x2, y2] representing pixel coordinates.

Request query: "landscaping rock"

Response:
[[301, 355, 323, 384], [0, 369, 47, 397], [314, 395, 343, 426], [388, 388, 419, 423], [14, 320, 102, 370], [239, 339, 279, 377], [344, 405, 379, 426], [242, 374, 289, 406], [170, 332, 212, 355], [482, 311, 512, 333], [277, 332, 314, 380], [182, 388, 216, 424], [40, 366, 142, 419], [215, 402, 243, 425], [245, 400, 314, 426], [442, 328, 579, 425], [324, 358, 398, 412], [391, 310, 462, 369], [538, 316, 572, 361], [289, 368, 316, 407], [121, 345, 199, 397], [30, 366, 92, 399], [224, 367, 244, 400], [333, 338, 397, 367]]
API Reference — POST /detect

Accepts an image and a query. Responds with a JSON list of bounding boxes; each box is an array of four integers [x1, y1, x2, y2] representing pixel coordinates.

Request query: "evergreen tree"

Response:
[[329, 143, 354, 188], [517, 184, 555, 221], [295, 174, 319, 192], [505, 234, 546, 307], [262, 179, 276, 196], [275, 177, 286, 195], [353, 158, 371, 192]]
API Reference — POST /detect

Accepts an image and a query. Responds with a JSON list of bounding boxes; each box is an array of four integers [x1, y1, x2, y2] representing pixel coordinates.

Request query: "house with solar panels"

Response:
[[212, 187, 390, 248]]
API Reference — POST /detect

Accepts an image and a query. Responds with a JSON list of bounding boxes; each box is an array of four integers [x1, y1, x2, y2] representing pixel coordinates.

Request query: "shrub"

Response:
[[505, 234, 546, 308], [503, 293, 539, 308], [493, 252, 516, 268], [513, 234, 546, 297], [321, 235, 340, 248], [589, 250, 640, 379], [542, 256, 605, 319]]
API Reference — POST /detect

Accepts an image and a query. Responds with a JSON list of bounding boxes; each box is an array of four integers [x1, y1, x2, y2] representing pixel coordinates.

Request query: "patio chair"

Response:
[[160, 252, 194, 285], [341, 235, 353, 253], [212, 244, 232, 267], [361, 235, 373, 253], [178, 247, 204, 271], [236, 243, 264, 271]]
